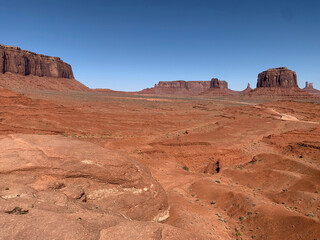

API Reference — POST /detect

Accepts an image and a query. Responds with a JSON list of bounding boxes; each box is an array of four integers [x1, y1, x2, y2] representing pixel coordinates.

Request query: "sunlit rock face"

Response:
[[0, 44, 74, 79], [257, 67, 298, 88]]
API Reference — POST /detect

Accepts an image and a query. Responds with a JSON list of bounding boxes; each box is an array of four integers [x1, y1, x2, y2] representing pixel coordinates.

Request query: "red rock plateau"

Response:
[[140, 80, 211, 95], [0, 48, 320, 239], [141, 79, 254, 97], [304, 82, 320, 95]]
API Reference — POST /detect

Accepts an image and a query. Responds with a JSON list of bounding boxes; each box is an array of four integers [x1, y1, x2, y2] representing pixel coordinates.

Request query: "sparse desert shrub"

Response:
[[182, 165, 189, 171]]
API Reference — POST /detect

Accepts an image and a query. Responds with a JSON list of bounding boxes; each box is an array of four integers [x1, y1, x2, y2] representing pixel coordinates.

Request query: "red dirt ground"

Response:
[[0, 86, 319, 239]]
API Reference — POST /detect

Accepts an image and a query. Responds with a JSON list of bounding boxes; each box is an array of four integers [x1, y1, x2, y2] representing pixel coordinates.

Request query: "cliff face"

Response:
[[0, 44, 74, 79], [248, 68, 311, 97], [155, 81, 210, 91], [257, 67, 298, 88], [210, 78, 228, 89], [150, 80, 211, 95]]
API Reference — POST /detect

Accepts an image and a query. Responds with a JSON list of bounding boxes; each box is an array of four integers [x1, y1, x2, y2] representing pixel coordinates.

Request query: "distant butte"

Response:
[[304, 81, 320, 95], [247, 67, 312, 97], [139, 80, 211, 95], [210, 78, 228, 89], [257, 67, 298, 88], [201, 78, 235, 96], [239, 83, 252, 94]]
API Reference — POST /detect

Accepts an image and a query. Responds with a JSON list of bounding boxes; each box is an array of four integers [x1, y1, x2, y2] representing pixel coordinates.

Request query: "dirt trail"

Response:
[[255, 106, 319, 124]]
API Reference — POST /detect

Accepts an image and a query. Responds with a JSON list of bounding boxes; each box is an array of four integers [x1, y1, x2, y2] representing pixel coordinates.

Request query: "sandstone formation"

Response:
[[248, 67, 313, 97], [210, 78, 228, 89], [304, 81, 320, 95], [0, 134, 171, 239], [201, 78, 235, 96], [257, 67, 298, 88], [0, 44, 90, 92], [240, 83, 253, 94], [0, 44, 74, 79], [140, 80, 211, 95]]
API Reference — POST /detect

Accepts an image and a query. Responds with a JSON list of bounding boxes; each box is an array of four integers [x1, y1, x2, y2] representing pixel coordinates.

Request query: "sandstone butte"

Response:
[[0, 45, 89, 92], [139, 80, 211, 95], [304, 81, 320, 95], [247, 67, 313, 97], [0, 44, 74, 79], [200, 78, 238, 96], [257, 67, 298, 88]]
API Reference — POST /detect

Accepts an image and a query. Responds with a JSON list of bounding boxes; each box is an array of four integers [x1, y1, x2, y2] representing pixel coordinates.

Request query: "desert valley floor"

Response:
[[0, 88, 320, 239]]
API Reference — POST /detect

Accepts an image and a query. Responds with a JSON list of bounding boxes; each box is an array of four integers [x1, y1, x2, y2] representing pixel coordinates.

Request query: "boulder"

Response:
[[0, 44, 74, 79], [257, 67, 298, 88]]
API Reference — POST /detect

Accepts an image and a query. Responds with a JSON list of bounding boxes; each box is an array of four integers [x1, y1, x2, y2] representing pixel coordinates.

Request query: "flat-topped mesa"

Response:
[[0, 44, 74, 79], [210, 78, 228, 89], [155, 80, 211, 90], [257, 67, 298, 88], [140, 80, 211, 95]]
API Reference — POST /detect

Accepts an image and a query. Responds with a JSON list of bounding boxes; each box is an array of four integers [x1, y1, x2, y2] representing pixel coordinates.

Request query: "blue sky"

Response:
[[1, 0, 319, 91]]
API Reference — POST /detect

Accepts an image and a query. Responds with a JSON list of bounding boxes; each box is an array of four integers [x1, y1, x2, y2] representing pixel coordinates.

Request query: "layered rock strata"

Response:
[[0, 44, 74, 79], [257, 67, 298, 88]]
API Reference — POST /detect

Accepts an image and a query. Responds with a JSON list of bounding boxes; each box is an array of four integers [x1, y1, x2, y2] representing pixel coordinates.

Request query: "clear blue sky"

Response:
[[1, 0, 319, 91]]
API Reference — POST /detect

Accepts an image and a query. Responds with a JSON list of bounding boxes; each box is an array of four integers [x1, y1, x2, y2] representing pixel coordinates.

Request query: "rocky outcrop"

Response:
[[0, 44, 74, 79], [210, 78, 228, 89], [257, 67, 298, 88], [0, 134, 172, 239], [140, 80, 211, 95], [304, 82, 320, 95], [156, 81, 211, 92], [201, 78, 235, 96], [248, 67, 313, 97], [239, 83, 253, 94]]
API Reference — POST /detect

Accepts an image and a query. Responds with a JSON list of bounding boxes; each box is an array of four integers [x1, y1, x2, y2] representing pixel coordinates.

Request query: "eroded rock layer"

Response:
[[304, 82, 320, 95], [0, 44, 74, 79], [140, 80, 211, 95], [257, 67, 298, 88], [210, 78, 228, 89]]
